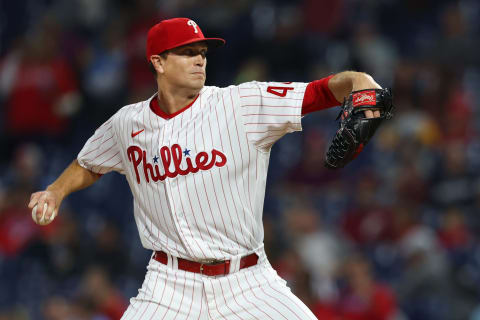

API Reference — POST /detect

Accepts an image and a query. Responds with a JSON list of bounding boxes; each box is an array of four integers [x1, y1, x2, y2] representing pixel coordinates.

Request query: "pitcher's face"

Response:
[[158, 42, 208, 91]]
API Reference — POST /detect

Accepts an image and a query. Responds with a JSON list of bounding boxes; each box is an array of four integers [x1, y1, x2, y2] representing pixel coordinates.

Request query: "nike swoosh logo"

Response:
[[131, 129, 145, 138]]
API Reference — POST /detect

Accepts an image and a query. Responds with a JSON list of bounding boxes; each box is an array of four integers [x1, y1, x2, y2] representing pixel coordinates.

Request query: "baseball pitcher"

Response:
[[28, 18, 393, 319]]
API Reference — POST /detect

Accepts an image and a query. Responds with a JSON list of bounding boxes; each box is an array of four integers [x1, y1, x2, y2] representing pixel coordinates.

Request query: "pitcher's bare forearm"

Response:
[[328, 71, 382, 118], [328, 71, 382, 103], [46, 160, 101, 200], [28, 160, 101, 219]]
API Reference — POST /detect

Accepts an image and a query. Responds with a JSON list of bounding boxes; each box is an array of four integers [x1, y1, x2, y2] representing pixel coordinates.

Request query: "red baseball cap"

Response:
[[146, 18, 225, 61]]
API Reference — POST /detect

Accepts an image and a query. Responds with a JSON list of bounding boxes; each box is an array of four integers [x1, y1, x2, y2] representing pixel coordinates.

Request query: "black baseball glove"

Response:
[[324, 88, 394, 169]]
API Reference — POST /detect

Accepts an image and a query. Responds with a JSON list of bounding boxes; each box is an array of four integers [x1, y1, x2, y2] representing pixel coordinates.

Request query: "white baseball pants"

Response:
[[121, 248, 318, 320]]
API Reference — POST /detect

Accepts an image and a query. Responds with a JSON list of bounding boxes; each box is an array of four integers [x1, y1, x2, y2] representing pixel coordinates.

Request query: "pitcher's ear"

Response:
[[150, 55, 165, 74]]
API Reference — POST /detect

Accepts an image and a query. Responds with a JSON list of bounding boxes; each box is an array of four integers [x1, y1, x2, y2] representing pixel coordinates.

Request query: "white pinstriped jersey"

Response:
[[77, 81, 308, 261]]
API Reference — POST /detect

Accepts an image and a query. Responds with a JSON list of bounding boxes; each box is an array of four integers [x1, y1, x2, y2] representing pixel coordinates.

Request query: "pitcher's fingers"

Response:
[[374, 110, 380, 117], [364, 110, 374, 118], [36, 197, 47, 221], [28, 192, 41, 208], [45, 198, 56, 220]]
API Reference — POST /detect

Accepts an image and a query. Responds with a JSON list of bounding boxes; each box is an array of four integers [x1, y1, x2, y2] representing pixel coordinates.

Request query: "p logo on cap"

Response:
[[187, 20, 199, 33], [146, 18, 225, 62]]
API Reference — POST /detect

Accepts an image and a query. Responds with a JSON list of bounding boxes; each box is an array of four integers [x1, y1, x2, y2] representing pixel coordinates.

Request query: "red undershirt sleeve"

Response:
[[301, 74, 342, 115]]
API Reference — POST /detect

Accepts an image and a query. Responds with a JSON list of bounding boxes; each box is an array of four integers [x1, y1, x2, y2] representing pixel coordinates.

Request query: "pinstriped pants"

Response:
[[121, 248, 318, 320]]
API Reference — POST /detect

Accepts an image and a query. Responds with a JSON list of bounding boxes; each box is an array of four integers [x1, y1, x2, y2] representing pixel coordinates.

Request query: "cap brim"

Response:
[[204, 38, 226, 48], [163, 37, 225, 53]]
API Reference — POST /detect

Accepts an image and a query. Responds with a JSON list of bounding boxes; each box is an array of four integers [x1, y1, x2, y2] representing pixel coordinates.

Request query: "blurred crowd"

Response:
[[1, 0, 479, 319]]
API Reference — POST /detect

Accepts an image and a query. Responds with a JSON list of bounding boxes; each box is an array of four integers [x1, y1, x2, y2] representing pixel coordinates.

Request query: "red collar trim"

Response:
[[149, 94, 199, 119]]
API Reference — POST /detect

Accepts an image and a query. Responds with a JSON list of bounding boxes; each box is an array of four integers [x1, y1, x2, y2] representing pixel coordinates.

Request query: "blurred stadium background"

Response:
[[1, 0, 480, 319]]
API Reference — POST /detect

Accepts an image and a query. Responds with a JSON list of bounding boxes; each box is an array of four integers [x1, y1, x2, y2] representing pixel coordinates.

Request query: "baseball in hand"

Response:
[[32, 203, 57, 225]]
